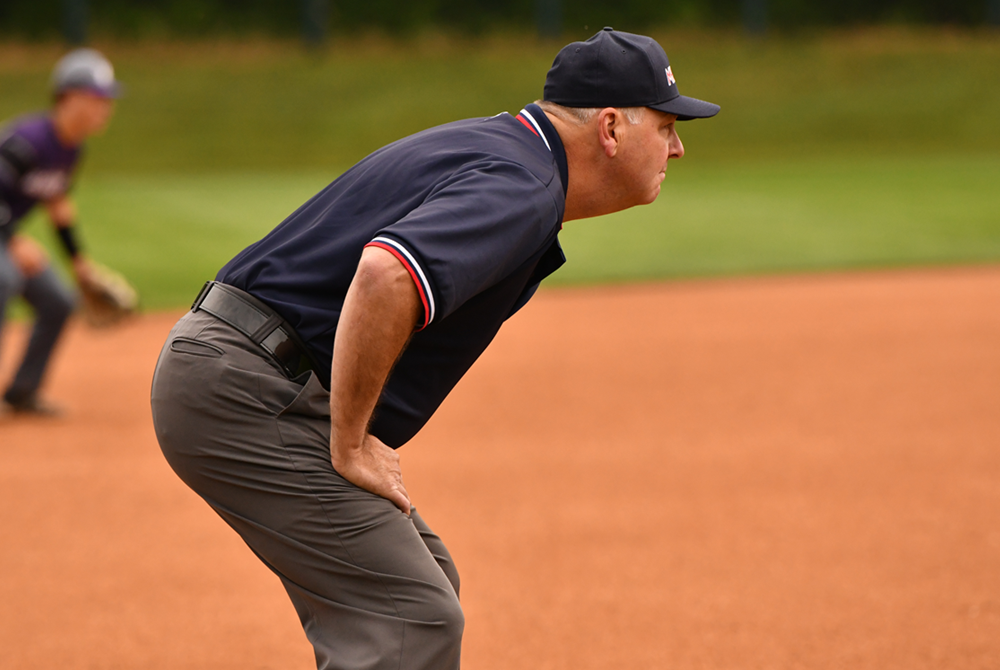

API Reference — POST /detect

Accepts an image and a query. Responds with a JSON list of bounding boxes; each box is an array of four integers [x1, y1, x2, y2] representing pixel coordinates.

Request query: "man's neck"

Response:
[[544, 111, 613, 223]]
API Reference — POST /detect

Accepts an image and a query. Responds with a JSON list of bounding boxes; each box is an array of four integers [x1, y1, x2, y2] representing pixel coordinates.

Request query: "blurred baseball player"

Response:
[[0, 49, 119, 416], [152, 28, 718, 669]]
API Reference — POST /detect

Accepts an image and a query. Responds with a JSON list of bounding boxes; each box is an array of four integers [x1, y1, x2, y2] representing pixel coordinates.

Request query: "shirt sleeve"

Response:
[[364, 159, 560, 329], [0, 133, 37, 190]]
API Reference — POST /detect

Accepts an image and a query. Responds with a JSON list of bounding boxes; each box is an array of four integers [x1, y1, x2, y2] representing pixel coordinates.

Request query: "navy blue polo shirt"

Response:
[[218, 103, 569, 447]]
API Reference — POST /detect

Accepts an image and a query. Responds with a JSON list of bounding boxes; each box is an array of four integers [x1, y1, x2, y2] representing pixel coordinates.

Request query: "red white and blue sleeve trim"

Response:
[[365, 236, 436, 330]]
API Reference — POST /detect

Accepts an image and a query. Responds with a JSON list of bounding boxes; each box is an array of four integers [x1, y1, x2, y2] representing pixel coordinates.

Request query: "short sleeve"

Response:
[[0, 133, 37, 189], [365, 160, 560, 328]]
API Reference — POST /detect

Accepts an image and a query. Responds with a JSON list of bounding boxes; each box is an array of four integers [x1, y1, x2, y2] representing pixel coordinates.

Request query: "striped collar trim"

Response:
[[517, 108, 552, 153], [516, 104, 569, 199]]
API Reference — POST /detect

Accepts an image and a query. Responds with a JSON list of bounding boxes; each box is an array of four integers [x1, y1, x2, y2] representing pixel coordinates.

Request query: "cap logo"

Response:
[[665, 66, 676, 87]]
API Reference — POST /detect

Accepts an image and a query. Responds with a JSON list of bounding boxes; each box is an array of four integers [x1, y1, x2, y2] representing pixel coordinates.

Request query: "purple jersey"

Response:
[[0, 114, 82, 242]]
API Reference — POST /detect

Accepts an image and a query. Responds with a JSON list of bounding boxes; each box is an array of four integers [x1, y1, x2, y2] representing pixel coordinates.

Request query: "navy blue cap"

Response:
[[544, 27, 719, 121]]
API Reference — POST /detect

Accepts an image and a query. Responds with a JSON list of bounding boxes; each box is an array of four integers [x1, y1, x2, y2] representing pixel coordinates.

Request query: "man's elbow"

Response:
[[358, 246, 414, 288], [355, 246, 422, 323]]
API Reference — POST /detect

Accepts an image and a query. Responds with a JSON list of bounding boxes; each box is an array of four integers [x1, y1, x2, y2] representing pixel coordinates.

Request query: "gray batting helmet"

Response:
[[51, 48, 122, 98]]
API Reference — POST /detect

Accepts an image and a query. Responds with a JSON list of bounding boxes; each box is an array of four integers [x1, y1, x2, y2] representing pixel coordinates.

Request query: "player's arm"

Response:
[[329, 245, 421, 514], [0, 132, 33, 190], [0, 134, 59, 278], [45, 194, 93, 283]]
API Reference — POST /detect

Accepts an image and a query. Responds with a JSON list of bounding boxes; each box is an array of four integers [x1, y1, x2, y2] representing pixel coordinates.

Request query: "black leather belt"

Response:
[[191, 281, 318, 380]]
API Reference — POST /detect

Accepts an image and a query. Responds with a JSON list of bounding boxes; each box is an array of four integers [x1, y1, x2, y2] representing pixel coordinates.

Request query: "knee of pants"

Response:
[[35, 283, 76, 324], [389, 585, 465, 648], [423, 587, 465, 647], [0, 262, 21, 303], [416, 595, 465, 665], [303, 585, 465, 670], [397, 590, 464, 670]]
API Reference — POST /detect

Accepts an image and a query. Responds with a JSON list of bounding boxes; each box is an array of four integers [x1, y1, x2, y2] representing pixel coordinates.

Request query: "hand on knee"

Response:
[[8, 236, 49, 278]]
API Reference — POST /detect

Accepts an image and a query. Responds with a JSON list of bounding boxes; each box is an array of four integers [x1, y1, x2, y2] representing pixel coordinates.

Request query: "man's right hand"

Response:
[[331, 433, 411, 515]]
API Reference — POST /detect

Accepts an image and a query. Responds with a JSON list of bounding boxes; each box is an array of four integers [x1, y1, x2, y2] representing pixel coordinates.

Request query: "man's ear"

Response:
[[597, 108, 620, 158]]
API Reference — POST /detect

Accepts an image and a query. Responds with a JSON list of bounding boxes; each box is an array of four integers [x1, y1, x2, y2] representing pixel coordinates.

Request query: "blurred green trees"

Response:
[[2, 0, 997, 40]]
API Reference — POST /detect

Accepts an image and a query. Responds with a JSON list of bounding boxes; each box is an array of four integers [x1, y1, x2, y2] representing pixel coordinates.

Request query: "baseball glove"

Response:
[[78, 262, 139, 328]]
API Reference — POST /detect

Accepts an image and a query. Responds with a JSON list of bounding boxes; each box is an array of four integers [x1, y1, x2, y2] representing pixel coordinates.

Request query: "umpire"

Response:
[[151, 28, 718, 670]]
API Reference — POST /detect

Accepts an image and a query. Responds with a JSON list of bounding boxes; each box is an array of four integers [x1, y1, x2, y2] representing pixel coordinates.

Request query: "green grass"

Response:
[[3, 29, 999, 171], [15, 153, 998, 310], [555, 154, 1000, 283], [3, 28, 1000, 310], [15, 172, 330, 309]]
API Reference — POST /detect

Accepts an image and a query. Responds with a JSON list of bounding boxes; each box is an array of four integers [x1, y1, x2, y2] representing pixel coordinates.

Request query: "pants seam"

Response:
[[396, 620, 407, 670]]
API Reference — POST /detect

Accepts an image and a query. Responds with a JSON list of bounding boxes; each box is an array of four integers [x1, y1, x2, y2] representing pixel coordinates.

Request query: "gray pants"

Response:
[[0, 243, 76, 402], [150, 309, 464, 670]]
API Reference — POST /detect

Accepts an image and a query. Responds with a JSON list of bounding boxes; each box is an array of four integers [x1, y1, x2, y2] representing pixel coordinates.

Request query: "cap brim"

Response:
[[56, 84, 124, 99], [94, 82, 124, 99], [650, 95, 719, 121]]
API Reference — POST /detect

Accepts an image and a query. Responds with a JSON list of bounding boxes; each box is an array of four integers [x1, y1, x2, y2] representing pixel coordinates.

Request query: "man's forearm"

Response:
[[46, 196, 87, 266], [329, 245, 421, 456], [46, 196, 77, 228]]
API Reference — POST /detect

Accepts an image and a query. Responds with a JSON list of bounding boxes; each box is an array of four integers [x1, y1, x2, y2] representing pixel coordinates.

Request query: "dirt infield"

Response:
[[2, 267, 998, 670]]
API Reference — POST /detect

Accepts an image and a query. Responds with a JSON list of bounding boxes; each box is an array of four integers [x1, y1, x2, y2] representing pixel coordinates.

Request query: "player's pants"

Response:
[[150, 309, 464, 670], [0, 244, 75, 403]]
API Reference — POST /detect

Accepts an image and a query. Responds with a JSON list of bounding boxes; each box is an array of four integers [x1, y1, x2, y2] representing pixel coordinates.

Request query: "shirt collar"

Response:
[[516, 103, 569, 198]]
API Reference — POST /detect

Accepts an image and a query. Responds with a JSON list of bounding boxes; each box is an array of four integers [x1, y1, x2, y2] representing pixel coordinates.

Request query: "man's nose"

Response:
[[669, 129, 685, 160]]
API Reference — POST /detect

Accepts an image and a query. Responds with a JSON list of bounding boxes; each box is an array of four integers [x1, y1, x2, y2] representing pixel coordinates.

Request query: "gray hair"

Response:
[[535, 100, 646, 126]]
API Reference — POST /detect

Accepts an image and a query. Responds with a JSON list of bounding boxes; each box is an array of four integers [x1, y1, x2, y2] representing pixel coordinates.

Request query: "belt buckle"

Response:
[[262, 326, 312, 379], [191, 281, 215, 310]]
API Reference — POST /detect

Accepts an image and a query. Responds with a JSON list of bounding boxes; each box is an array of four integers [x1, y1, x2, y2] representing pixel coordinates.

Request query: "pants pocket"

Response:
[[277, 370, 330, 419], [170, 337, 225, 358]]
